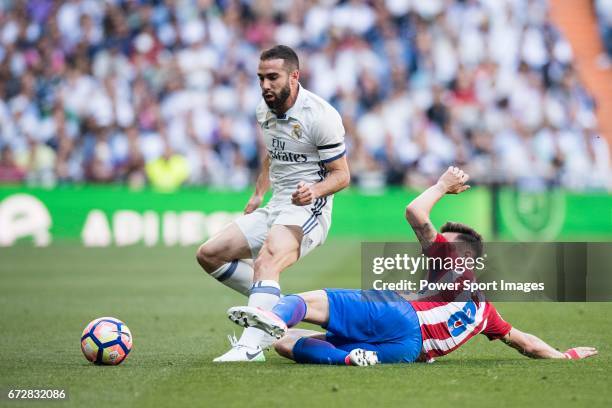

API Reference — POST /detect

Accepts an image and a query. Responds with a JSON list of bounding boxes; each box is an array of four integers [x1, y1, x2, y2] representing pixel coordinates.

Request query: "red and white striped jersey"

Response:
[[410, 299, 511, 362], [409, 233, 512, 362]]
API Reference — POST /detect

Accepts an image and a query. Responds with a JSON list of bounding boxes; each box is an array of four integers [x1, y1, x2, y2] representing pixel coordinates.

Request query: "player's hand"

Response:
[[436, 166, 470, 195], [564, 347, 598, 360], [291, 181, 317, 206], [244, 194, 263, 214]]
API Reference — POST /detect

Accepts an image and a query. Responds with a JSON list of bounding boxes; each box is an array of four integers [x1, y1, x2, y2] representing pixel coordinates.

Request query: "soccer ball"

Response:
[[80, 317, 133, 365]]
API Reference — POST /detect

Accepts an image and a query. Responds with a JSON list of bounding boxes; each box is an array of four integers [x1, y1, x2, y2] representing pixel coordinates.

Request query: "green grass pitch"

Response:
[[1, 242, 610, 407]]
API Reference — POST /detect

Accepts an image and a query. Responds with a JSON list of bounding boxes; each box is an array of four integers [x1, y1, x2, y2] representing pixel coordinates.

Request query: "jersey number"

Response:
[[447, 302, 477, 337]]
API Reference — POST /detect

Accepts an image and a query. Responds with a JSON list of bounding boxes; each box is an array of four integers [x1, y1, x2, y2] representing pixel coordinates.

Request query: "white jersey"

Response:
[[234, 86, 345, 259], [255, 85, 346, 204]]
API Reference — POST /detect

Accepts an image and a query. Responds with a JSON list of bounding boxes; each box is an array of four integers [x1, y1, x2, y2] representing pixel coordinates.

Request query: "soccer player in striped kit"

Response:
[[196, 45, 350, 362], [226, 167, 598, 365]]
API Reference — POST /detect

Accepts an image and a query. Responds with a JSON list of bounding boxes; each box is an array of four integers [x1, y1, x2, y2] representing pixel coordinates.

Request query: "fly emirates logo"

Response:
[[268, 138, 307, 163]]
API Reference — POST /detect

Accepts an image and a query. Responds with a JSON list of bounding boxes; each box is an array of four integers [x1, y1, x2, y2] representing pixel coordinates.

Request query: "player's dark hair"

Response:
[[260, 45, 299, 71], [440, 221, 483, 257]]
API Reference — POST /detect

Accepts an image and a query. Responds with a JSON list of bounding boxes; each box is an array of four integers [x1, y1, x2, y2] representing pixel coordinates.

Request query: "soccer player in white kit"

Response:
[[196, 45, 350, 362]]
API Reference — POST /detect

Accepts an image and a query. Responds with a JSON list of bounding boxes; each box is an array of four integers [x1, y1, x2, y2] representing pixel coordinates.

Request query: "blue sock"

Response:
[[272, 295, 307, 327], [292, 337, 349, 365]]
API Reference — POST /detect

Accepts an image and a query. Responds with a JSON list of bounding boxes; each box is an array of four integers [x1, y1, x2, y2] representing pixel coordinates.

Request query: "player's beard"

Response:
[[263, 81, 291, 112]]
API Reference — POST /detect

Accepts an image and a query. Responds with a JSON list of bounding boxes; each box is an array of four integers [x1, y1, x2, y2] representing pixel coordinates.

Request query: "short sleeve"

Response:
[[313, 107, 346, 163], [255, 100, 269, 127], [481, 303, 512, 340]]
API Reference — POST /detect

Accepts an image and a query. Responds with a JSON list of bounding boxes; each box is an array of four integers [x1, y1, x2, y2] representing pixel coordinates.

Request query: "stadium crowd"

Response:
[[0, 0, 610, 191]]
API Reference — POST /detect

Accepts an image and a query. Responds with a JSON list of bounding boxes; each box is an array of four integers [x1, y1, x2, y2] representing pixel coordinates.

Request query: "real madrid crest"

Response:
[[291, 124, 302, 139]]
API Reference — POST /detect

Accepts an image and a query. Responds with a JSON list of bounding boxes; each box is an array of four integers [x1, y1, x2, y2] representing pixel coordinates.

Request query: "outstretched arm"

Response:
[[405, 166, 470, 249], [501, 327, 598, 360], [244, 154, 271, 214]]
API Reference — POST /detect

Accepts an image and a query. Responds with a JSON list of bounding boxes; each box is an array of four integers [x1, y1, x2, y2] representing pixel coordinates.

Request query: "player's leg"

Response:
[[275, 330, 378, 366], [228, 290, 378, 365], [230, 290, 382, 365], [273, 329, 326, 359], [253, 223, 303, 281], [266, 289, 419, 364], [242, 203, 328, 317], [235, 201, 328, 345], [235, 224, 303, 349], [228, 290, 328, 337], [277, 290, 329, 325], [219, 203, 327, 360], [269, 296, 355, 366], [324, 291, 422, 364], [196, 210, 267, 296], [328, 341, 416, 364], [272, 328, 354, 364], [285, 290, 379, 365]]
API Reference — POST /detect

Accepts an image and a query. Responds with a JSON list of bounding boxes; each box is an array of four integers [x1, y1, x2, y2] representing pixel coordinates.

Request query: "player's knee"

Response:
[[299, 290, 328, 323], [257, 241, 297, 268], [273, 337, 294, 359], [265, 229, 301, 257], [196, 242, 221, 273], [262, 241, 282, 259]]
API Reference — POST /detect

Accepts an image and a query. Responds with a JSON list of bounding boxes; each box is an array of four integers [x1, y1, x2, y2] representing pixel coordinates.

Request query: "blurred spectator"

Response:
[[145, 143, 189, 192], [0, 145, 25, 182], [116, 126, 146, 190], [15, 137, 57, 187], [0, 0, 608, 192]]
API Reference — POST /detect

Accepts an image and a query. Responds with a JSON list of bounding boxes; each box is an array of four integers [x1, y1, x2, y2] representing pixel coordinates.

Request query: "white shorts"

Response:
[[234, 199, 331, 259]]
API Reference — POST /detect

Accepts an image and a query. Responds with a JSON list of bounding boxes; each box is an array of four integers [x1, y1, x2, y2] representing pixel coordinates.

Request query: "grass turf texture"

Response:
[[0, 242, 610, 408]]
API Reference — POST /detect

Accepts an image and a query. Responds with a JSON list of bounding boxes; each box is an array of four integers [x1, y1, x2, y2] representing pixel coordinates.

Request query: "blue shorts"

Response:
[[323, 289, 422, 363]]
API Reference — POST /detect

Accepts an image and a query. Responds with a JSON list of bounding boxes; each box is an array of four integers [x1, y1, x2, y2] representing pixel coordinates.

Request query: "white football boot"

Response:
[[227, 306, 288, 339], [258, 332, 277, 351], [347, 349, 379, 366], [212, 334, 265, 363]]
